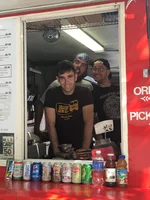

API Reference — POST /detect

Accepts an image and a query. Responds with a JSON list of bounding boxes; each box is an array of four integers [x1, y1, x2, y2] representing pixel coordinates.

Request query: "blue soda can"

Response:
[[23, 161, 32, 180], [31, 162, 42, 181]]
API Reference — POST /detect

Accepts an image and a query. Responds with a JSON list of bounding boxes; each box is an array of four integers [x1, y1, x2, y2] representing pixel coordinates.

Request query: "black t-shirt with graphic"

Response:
[[92, 84, 121, 143], [45, 86, 93, 149]]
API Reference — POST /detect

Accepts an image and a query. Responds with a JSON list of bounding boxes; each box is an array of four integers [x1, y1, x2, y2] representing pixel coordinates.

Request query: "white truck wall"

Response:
[[0, 0, 108, 15]]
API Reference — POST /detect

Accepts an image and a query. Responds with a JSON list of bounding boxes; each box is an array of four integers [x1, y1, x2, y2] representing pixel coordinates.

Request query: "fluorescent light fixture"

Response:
[[63, 28, 104, 52]]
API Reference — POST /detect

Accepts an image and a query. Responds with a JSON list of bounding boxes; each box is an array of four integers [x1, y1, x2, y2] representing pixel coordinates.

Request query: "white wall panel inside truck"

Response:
[[0, 0, 108, 14], [0, 18, 24, 165]]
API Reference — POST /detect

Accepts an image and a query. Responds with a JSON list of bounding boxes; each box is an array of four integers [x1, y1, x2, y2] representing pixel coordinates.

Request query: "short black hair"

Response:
[[56, 60, 76, 76], [94, 58, 110, 69], [94, 58, 111, 80]]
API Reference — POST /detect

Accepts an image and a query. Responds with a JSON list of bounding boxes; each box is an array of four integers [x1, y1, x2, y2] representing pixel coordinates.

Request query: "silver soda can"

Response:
[[13, 161, 23, 180], [62, 163, 72, 183], [72, 163, 81, 184], [42, 162, 51, 182], [52, 162, 62, 183], [23, 161, 32, 180]]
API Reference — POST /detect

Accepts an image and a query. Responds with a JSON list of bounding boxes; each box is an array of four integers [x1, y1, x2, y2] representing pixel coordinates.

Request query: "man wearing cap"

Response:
[[45, 60, 93, 158], [91, 58, 121, 149], [34, 53, 93, 138]]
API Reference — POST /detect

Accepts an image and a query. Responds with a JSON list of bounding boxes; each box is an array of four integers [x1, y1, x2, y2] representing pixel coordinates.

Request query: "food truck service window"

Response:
[[0, 2, 127, 165]]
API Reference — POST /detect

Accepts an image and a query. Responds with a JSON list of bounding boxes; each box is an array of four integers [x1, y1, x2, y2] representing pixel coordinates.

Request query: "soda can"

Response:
[[23, 161, 32, 180], [31, 162, 42, 181], [5, 160, 14, 180], [62, 163, 72, 183], [42, 162, 51, 182], [52, 162, 62, 183], [13, 161, 23, 180], [72, 163, 81, 184], [81, 164, 92, 184]]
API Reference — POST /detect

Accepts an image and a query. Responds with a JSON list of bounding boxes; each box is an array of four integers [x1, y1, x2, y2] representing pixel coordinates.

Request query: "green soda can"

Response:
[[81, 164, 92, 184]]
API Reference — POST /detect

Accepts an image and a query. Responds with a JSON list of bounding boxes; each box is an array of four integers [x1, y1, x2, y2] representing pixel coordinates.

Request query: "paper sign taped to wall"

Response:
[[0, 133, 14, 159]]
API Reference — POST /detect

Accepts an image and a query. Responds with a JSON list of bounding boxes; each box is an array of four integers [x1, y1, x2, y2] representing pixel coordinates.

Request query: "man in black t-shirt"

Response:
[[91, 58, 121, 147], [45, 60, 93, 158], [34, 53, 93, 139]]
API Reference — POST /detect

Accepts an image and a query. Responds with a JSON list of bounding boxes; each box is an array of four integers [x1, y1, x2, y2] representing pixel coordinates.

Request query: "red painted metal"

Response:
[[126, 0, 150, 188], [0, 179, 149, 199]]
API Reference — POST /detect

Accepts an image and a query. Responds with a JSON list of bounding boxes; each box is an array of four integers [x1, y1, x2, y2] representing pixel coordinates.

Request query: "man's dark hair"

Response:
[[56, 60, 76, 76], [94, 58, 110, 69]]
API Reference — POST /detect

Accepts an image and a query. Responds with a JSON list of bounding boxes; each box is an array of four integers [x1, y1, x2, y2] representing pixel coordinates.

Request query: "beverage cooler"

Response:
[[0, 0, 150, 199]]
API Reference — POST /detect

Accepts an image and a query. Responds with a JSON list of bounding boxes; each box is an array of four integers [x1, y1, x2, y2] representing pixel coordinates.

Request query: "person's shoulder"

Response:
[[46, 85, 61, 95], [81, 79, 92, 85], [76, 79, 93, 91], [51, 85, 61, 92], [50, 79, 60, 89], [75, 86, 93, 103], [111, 84, 119, 91], [76, 85, 90, 93], [92, 83, 100, 93], [92, 83, 99, 89]]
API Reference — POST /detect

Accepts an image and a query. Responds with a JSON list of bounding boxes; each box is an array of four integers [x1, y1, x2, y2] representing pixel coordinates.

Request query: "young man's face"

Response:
[[73, 58, 88, 79], [57, 71, 77, 95], [92, 60, 110, 83]]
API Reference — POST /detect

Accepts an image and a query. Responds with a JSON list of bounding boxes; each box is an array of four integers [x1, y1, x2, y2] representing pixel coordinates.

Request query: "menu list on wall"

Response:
[[0, 19, 18, 159]]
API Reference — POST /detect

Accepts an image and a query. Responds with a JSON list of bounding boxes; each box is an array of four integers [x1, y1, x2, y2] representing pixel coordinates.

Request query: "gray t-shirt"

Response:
[[40, 79, 93, 104]]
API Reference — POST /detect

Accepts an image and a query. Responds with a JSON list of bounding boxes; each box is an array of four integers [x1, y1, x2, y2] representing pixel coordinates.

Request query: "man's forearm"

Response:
[[47, 124, 59, 155], [34, 100, 44, 132], [82, 122, 93, 149]]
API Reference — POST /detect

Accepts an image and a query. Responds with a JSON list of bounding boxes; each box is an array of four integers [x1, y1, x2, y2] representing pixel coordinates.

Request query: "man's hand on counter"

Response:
[[75, 148, 91, 160]]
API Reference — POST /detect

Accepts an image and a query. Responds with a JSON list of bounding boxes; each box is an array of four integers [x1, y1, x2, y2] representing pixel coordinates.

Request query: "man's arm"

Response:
[[34, 85, 50, 135], [34, 100, 44, 136], [34, 80, 60, 135], [82, 104, 94, 149], [45, 107, 60, 155]]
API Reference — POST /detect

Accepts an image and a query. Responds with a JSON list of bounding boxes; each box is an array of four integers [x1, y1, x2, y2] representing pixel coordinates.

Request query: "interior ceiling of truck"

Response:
[[27, 11, 119, 83]]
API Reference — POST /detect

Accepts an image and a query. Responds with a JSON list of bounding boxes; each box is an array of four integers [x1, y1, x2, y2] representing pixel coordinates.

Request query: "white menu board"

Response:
[[0, 19, 18, 137]]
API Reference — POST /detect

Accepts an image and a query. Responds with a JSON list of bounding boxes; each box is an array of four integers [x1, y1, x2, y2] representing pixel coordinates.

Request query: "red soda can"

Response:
[[62, 163, 72, 183]]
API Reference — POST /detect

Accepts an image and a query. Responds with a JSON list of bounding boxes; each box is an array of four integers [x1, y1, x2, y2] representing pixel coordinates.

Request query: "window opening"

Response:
[[25, 10, 122, 160]]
